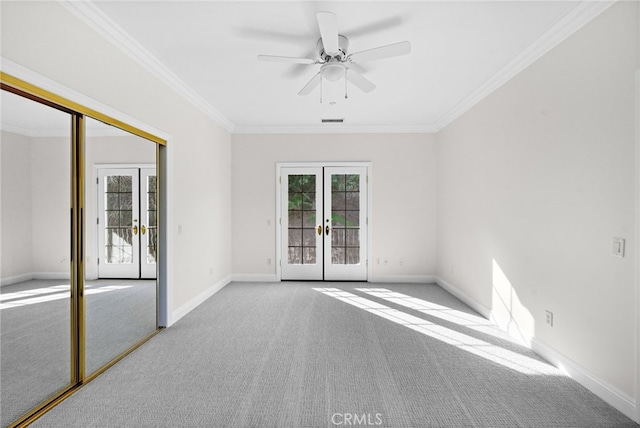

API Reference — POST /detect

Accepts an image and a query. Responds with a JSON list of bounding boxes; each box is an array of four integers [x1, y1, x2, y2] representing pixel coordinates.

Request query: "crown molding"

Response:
[[59, 0, 236, 133], [432, 0, 616, 131], [233, 124, 439, 134]]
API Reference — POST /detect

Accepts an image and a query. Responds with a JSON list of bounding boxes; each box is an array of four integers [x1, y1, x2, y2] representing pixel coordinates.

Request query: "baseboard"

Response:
[[231, 274, 278, 282], [1, 273, 34, 287], [1, 272, 70, 287], [170, 275, 232, 325], [531, 337, 637, 422], [434, 276, 638, 423], [435, 276, 491, 319], [33, 272, 70, 280], [231, 274, 436, 283], [369, 274, 436, 284]]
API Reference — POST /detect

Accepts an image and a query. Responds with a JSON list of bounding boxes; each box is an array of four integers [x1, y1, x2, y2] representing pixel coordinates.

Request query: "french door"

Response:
[[97, 167, 157, 279], [280, 165, 368, 281]]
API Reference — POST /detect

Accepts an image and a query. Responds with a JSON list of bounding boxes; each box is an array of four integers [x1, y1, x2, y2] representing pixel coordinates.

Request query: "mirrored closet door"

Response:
[[0, 79, 163, 427], [0, 89, 73, 427], [84, 117, 158, 376]]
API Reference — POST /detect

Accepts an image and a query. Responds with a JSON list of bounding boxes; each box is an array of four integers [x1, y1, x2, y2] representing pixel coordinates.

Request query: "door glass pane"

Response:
[[104, 175, 134, 264], [0, 89, 72, 425], [146, 175, 157, 264], [331, 174, 360, 265], [288, 175, 316, 265]]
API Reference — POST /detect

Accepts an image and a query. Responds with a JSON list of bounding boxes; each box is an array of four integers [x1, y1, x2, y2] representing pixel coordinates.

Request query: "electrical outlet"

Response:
[[545, 310, 553, 327], [376, 258, 381, 265], [383, 258, 389, 265]]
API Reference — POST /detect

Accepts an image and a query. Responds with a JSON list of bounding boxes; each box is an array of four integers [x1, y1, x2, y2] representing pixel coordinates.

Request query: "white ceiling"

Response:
[[3, 1, 611, 135]]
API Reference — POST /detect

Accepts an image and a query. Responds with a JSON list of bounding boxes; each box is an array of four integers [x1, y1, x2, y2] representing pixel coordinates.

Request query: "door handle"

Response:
[[325, 225, 331, 236], [133, 225, 138, 235], [141, 225, 147, 235], [317, 225, 322, 235]]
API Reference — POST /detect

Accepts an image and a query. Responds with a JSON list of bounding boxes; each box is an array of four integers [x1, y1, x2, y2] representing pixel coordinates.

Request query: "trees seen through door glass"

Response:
[[331, 174, 360, 265], [146, 175, 157, 264], [288, 174, 317, 265], [105, 175, 134, 264]]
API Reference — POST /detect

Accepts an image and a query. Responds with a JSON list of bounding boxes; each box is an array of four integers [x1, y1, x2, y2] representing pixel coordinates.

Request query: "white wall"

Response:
[[0, 132, 70, 282], [437, 0, 638, 402], [30, 136, 70, 276], [232, 133, 437, 280], [1, 131, 33, 281], [1, 2, 232, 315]]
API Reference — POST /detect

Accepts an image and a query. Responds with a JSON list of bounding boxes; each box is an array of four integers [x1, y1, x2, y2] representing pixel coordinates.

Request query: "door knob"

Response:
[[325, 225, 331, 236], [317, 225, 322, 235], [141, 225, 147, 235], [133, 225, 138, 235]]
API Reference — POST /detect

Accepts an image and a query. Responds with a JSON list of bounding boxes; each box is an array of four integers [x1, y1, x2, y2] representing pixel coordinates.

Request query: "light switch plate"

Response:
[[612, 237, 625, 257]]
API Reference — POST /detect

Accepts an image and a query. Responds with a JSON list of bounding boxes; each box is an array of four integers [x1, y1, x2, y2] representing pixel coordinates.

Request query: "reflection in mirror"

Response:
[[0, 89, 72, 425], [84, 117, 157, 376]]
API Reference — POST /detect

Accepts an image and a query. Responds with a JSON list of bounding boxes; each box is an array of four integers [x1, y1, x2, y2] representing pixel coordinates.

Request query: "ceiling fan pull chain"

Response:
[[345, 68, 348, 99]]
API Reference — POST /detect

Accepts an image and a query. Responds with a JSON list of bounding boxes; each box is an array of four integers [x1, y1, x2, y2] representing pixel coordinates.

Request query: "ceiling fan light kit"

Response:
[[258, 11, 411, 104]]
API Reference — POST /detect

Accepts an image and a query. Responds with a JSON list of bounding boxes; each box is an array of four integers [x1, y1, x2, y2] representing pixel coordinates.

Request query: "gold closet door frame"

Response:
[[1, 73, 166, 428]]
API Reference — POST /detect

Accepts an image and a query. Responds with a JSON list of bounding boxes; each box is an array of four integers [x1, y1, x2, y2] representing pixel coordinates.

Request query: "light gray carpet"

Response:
[[0, 279, 71, 428], [29, 281, 637, 427], [0, 279, 156, 427]]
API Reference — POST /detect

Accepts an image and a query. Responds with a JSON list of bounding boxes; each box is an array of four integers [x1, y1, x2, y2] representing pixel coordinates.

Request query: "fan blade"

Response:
[[284, 48, 320, 78], [317, 12, 339, 55], [298, 72, 322, 96], [349, 41, 411, 63], [347, 69, 376, 93], [258, 55, 317, 65]]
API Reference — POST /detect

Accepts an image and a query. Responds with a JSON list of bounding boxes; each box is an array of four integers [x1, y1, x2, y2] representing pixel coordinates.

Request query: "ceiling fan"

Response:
[[258, 11, 411, 99]]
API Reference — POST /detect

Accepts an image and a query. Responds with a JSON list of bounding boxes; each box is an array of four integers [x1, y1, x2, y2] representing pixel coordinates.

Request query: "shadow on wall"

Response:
[[491, 259, 535, 346]]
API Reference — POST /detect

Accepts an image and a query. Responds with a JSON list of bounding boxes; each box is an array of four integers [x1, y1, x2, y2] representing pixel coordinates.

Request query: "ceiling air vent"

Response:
[[322, 118, 344, 124]]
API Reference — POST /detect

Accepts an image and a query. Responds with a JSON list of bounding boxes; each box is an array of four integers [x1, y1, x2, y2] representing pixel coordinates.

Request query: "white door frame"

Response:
[[94, 164, 156, 279], [276, 161, 372, 282], [635, 69, 640, 424]]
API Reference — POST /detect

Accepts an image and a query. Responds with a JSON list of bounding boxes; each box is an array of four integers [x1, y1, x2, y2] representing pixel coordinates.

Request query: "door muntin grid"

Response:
[[330, 174, 361, 265], [280, 165, 367, 281], [146, 174, 157, 264], [104, 175, 134, 264], [287, 174, 317, 265]]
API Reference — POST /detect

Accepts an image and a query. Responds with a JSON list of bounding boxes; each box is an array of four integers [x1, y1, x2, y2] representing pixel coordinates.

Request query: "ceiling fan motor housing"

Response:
[[318, 35, 349, 62]]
